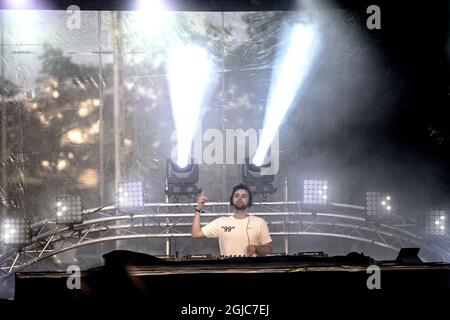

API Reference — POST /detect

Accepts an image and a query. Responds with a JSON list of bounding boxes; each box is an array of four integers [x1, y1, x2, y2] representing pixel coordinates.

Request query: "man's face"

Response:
[[232, 189, 250, 210]]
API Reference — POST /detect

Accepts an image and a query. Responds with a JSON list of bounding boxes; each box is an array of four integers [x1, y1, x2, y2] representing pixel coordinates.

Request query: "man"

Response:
[[191, 183, 273, 257]]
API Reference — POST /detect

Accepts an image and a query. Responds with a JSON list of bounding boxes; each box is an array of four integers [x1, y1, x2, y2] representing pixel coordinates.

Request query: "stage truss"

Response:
[[1, 201, 449, 282]]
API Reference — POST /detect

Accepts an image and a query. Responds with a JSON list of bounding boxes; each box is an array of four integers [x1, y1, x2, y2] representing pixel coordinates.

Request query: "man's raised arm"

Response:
[[191, 191, 208, 238]]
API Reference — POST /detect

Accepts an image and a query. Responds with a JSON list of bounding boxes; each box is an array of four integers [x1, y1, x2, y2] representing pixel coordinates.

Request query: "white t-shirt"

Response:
[[201, 215, 272, 257]]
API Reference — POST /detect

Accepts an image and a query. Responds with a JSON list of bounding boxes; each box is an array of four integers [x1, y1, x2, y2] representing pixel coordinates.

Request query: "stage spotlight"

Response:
[[253, 23, 318, 167], [3, 7, 40, 45], [165, 158, 201, 201], [132, 0, 167, 39], [167, 44, 214, 169], [117, 181, 145, 214], [55, 196, 83, 225], [241, 158, 276, 199], [302, 179, 328, 209], [2, 218, 31, 246], [4, 0, 33, 9], [424, 210, 447, 237], [136, 0, 164, 12], [366, 192, 392, 219]]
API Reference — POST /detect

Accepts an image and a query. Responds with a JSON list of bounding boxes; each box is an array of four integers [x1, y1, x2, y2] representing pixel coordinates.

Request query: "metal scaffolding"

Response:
[[1, 200, 449, 283]]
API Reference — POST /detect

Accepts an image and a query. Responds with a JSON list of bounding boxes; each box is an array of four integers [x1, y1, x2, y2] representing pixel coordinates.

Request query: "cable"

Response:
[[246, 215, 251, 255]]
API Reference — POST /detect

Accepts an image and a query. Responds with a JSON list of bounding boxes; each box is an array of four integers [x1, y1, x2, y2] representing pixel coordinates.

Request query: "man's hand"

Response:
[[192, 192, 208, 238], [197, 192, 208, 211], [247, 245, 257, 257], [247, 243, 273, 257]]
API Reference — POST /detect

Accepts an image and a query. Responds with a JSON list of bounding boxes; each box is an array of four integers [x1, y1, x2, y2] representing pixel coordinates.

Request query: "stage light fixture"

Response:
[[117, 181, 145, 214], [424, 210, 447, 237], [2, 218, 31, 246], [55, 196, 83, 225], [241, 158, 276, 199], [302, 179, 328, 209], [165, 159, 201, 201], [366, 192, 392, 219]]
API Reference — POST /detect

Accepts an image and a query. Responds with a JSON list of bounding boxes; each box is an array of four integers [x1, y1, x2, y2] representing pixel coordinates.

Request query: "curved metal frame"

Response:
[[1, 201, 449, 282]]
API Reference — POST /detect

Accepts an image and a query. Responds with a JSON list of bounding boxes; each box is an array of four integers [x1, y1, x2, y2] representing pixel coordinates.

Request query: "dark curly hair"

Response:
[[229, 183, 253, 207]]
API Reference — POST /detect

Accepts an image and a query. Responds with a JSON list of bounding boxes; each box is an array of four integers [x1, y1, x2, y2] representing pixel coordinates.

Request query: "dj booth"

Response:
[[8, 249, 450, 317]]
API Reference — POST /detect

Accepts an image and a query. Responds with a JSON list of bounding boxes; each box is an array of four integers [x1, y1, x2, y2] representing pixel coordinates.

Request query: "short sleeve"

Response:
[[201, 218, 220, 238]]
